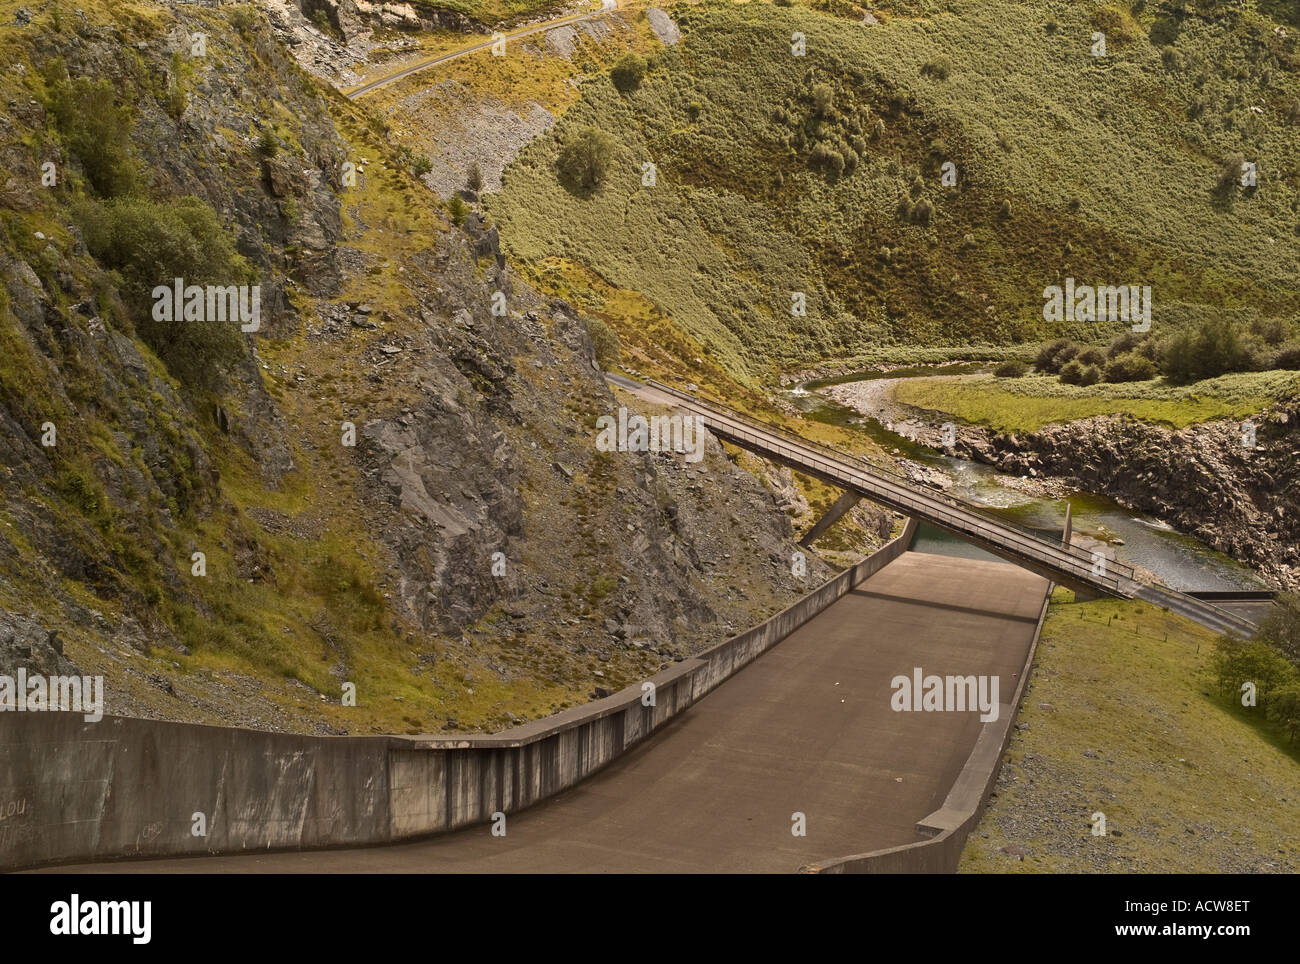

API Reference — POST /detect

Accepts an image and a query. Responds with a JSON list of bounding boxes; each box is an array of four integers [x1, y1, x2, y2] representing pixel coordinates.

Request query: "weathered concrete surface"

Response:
[[42, 552, 1048, 873], [4, 526, 913, 871]]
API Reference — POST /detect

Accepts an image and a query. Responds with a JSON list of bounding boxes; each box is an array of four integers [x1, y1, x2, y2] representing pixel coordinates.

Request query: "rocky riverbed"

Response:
[[825, 380, 1300, 591]]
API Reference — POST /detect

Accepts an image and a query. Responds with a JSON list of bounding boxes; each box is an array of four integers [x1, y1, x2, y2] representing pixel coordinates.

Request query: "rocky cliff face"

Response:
[[0, 2, 855, 734], [941, 407, 1300, 591]]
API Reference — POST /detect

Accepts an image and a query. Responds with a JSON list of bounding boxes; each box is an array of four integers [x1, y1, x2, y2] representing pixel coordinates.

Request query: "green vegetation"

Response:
[[892, 370, 1300, 432], [44, 62, 139, 197], [960, 590, 1300, 872], [1033, 315, 1299, 388], [610, 52, 648, 93], [556, 126, 616, 190], [1210, 595, 1300, 742], [491, 0, 1300, 386], [75, 196, 253, 388]]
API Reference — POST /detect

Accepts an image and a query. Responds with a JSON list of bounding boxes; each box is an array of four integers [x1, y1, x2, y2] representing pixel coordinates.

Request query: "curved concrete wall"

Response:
[[1, 523, 916, 871], [801, 580, 1053, 874]]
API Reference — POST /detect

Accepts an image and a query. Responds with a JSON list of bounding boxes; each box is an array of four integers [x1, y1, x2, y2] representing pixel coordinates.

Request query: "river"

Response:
[[785, 365, 1266, 591]]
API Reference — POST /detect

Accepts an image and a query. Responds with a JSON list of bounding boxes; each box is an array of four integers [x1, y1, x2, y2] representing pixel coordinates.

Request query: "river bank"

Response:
[[802, 371, 1295, 592]]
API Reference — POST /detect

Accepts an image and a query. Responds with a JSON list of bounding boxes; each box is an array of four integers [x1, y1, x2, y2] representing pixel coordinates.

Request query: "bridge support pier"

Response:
[[799, 490, 863, 548]]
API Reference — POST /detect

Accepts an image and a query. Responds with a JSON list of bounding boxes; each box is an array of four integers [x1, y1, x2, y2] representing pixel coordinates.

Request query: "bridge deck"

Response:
[[47, 552, 1048, 874]]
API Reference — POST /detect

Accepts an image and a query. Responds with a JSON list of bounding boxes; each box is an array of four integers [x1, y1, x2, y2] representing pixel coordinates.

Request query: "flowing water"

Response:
[[786, 366, 1266, 591]]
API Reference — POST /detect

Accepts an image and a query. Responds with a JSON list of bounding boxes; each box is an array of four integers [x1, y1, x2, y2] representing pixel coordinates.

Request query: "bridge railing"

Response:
[[640, 377, 1135, 592]]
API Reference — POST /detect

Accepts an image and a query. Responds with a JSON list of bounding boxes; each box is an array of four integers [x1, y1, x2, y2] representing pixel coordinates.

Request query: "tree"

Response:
[[557, 127, 616, 189], [45, 67, 139, 197], [610, 53, 648, 93], [467, 162, 484, 193], [75, 196, 252, 387], [1255, 593, 1300, 666]]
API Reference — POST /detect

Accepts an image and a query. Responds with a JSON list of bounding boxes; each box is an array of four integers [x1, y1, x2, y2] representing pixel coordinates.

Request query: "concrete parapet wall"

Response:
[[2, 524, 916, 870]]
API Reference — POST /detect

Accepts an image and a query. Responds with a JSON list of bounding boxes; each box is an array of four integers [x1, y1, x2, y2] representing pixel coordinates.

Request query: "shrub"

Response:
[[1217, 152, 1246, 191], [76, 196, 251, 387], [1060, 359, 1101, 386], [447, 194, 467, 226], [610, 53, 648, 93], [912, 197, 935, 225], [587, 318, 621, 368], [1255, 593, 1300, 666], [810, 142, 845, 175], [1273, 341, 1300, 370], [1160, 317, 1258, 384], [257, 127, 279, 158], [557, 127, 616, 189], [998, 199, 1012, 219], [993, 360, 1029, 378], [1104, 351, 1157, 382], [920, 56, 952, 80], [1210, 635, 1298, 710], [467, 161, 484, 192], [1034, 338, 1076, 373], [812, 83, 834, 116], [960, 233, 976, 250], [1076, 347, 1107, 367], [45, 68, 138, 197]]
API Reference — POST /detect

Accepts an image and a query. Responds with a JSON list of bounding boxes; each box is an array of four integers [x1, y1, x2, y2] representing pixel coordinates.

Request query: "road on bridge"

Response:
[[47, 552, 1047, 873]]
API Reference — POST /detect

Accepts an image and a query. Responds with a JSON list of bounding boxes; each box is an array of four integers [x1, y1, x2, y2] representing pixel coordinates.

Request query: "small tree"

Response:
[[467, 161, 484, 193], [610, 53, 648, 93], [447, 195, 468, 226], [557, 127, 616, 189]]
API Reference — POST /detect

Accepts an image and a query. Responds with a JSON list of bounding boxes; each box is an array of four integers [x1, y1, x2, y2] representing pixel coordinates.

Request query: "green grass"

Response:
[[891, 370, 1300, 431], [959, 588, 1300, 873]]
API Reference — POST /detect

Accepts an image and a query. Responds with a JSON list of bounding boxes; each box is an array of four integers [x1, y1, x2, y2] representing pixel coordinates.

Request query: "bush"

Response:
[[76, 196, 252, 387], [1210, 635, 1298, 710], [45, 67, 138, 197], [812, 83, 834, 116], [1076, 347, 1106, 367], [1217, 152, 1245, 192], [467, 162, 484, 193], [993, 360, 1029, 378], [257, 127, 279, 158], [1273, 341, 1300, 370], [587, 318, 621, 368], [1034, 338, 1076, 374], [447, 194, 467, 226], [1104, 351, 1157, 382], [911, 197, 935, 225], [1160, 317, 1259, 384], [810, 142, 845, 175], [557, 127, 616, 189], [998, 199, 1013, 219], [1058, 359, 1085, 385], [610, 53, 648, 93], [920, 56, 952, 80]]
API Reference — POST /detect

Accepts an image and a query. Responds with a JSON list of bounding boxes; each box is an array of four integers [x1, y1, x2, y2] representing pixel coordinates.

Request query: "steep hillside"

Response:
[[0, 0, 878, 735], [490, 0, 1300, 383]]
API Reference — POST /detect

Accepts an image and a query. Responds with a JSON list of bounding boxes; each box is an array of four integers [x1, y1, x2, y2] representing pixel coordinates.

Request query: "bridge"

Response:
[[606, 374, 1260, 638]]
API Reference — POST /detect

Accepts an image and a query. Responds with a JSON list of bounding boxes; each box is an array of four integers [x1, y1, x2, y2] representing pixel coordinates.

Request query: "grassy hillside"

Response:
[[489, 0, 1300, 384], [960, 588, 1300, 872]]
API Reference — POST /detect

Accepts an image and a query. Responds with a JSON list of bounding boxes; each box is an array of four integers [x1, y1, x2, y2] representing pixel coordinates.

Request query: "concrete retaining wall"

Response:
[[802, 578, 1054, 874], [1, 523, 915, 871]]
